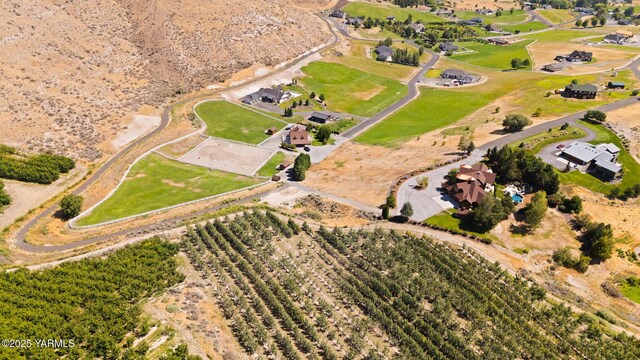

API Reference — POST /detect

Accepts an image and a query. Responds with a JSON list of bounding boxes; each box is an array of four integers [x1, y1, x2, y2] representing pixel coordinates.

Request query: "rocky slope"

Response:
[[0, 0, 332, 161]]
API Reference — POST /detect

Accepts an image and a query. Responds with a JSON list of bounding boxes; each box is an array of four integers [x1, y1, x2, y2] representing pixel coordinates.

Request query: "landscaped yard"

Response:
[[343, 2, 445, 23], [512, 125, 587, 154], [256, 152, 285, 177], [194, 100, 287, 144], [536, 9, 576, 24], [455, 10, 528, 24], [451, 40, 535, 70], [425, 210, 497, 243], [299, 61, 408, 117], [500, 21, 548, 34], [76, 153, 261, 225], [557, 120, 640, 194], [279, 85, 324, 111], [356, 86, 499, 147]]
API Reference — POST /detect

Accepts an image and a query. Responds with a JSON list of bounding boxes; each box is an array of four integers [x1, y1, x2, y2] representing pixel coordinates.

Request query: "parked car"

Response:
[[304, 146, 311, 152], [556, 144, 565, 149]]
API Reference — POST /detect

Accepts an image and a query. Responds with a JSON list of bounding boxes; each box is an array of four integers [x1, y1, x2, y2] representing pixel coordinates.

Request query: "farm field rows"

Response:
[[299, 61, 408, 117], [75, 153, 261, 225], [195, 100, 287, 144], [183, 211, 640, 359], [343, 2, 445, 23]]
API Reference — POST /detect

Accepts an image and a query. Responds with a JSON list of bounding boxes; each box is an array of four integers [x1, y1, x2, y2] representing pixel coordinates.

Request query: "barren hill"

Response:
[[0, 0, 332, 161]]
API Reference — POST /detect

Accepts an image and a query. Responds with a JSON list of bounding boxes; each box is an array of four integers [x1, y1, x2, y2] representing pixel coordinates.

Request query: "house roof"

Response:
[[410, 23, 425, 32], [594, 158, 622, 174], [440, 42, 458, 51], [442, 68, 469, 77], [566, 83, 597, 93], [608, 81, 625, 87], [289, 125, 310, 145], [458, 163, 496, 186], [375, 45, 393, 59], [543, 63, 564, 72], [490, 38, 509, 44], [567, 50, 592, 59], [309, 112, 332, 121], [452, 180, 487, 205], [562, 141, 603, 163], [605, 33, 626, 42], [470, 17, 483, 23], [595, 142, 621, 154]]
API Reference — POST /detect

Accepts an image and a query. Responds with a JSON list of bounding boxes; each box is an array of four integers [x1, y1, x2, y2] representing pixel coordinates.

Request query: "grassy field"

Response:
[[500, 21, 548, 33], [512, 125, 587, 154], [343, 2, 444, 23], [621, 282, 640, 304], [356, 87, 498, 146], [536, 9, 576, 24], [76, 153, 261, 225], [521, 28, 605, 42], [557, 120, 640, 194], [256, 152, 285, 177], [451, 40, 534, 70], [354, 27, 404, 40], [425, 210, 497, 243], [300, 61, 407, 117], [279, 85, 324, 111], [455, 10, 528, 23], [195, 101, 286, 144]]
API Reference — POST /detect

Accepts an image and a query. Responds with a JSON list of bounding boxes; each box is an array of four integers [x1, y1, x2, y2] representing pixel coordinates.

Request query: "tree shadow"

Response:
[[389, 215, 409, 223], [509, 223, 529, 235], [52, 209, 68, 221]]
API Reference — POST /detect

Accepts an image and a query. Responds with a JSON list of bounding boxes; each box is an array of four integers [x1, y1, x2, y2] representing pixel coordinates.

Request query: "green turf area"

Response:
[[356, 87, 498, 146], [425, 210, 497, 243], [343, 2, 445, 23], [557, 120, 640, 195], [354, 27, 404, 40], [500, 21, 548, 33], [536, 9, 576, 24], [195, 101, 286, 144], [256, 152, 285, 177], [521, 29, 605, 42], [455, 10, 528, 24], [76, 153, 261, 225], [621, 282, 640, 304], [280, 85, 324, 112], [512, 125, 587, 154], [451, 40, 534, 70], [299, 61, 408, 117]]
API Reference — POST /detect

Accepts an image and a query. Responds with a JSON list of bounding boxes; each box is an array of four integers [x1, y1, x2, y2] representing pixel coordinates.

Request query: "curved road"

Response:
[[13, 14, 340, 253]]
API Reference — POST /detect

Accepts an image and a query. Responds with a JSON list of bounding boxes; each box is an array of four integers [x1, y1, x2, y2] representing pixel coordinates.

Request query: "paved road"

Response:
[[397, 95, 640, 221], [13, 14, 340, 253]]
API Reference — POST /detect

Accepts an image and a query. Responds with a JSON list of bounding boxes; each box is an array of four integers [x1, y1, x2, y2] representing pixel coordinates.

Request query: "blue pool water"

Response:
[[512, 194, 523, 203]]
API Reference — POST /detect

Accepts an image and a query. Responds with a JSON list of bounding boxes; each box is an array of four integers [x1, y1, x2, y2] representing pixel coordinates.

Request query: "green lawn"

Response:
[[343, 2, 445, 23], [299, 61, 408, 117], [455, 10, 528, 24], [620, 282, 640, 305], [280, 85, 324, 112], [451, 40, 534, 70], [195, 101, 287, 144], [557, 120, 640, 194], [521, 29, 604, 42], [356, 87, 498, 147], [76, 153, 261, 225], [536, 9, 576, 24], [256, 152, 285, 177], [500, 21, 548, 34], [425, 210, 497, 242], [512, 126, 587, 154]]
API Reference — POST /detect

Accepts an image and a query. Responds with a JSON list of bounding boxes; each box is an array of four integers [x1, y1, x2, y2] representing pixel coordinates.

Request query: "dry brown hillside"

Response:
[[0, 0, 332, 161]]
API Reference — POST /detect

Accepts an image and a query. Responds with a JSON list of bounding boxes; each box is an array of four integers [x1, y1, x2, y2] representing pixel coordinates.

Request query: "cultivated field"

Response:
[[451, 40, 535, 70], [75, 153, 261, 225], [182, 211, 640, 359], [299, 61, 408, 117], [343, 2, 444, 23], [194, 101, 287, 144]]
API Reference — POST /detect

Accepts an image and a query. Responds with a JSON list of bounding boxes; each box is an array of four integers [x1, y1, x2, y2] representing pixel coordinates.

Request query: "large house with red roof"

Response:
[[444, 163, 496, 209]]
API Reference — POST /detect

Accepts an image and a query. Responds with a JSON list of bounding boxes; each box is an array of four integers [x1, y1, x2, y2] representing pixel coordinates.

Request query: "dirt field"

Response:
[[449, 0, 520, 11], [178, 137, 276, 176], [305, 132, 460, 207], [604, 102, 640, 163], [157, 133, 209, 159], [529, 42, 638, 74], [144, 253, 247, 360], [111, 114, 161, 150]]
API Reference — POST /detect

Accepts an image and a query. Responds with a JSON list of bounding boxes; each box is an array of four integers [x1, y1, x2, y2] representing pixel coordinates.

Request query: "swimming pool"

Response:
[[511, 194, 523, 203]]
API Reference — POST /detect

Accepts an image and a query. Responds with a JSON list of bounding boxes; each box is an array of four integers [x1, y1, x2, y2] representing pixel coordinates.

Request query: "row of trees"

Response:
[[485, 145, 560, 195], [0, 145, 75, 184], [510, 58, 531, 70], [392, 48, 421, 66], [293, 153, 311, 181], [575, 17, 607, 28]]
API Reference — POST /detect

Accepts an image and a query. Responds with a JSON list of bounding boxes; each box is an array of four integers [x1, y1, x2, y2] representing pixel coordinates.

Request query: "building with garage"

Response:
[[439, 42, 459, 52], [287, 125, 311, 146], [563, 83, 597, 99], [440, 69, 478, 85], [444, 163, 496, 209], [374, 45, 393, 62], [242, 87, 291, 105], [308, 112, 338, 124], [607, 81, 625, 89], [560, 141, 622, 180]]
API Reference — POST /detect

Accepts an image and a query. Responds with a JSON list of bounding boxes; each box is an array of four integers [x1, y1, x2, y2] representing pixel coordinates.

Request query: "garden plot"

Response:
[[179, 137, 276, 176]]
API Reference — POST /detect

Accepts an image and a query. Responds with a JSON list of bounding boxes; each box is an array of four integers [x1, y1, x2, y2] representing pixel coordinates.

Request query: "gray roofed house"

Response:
[[475, 8, 493, 15], [439, 42, 459, 52], [470, 17, 483, 23], [488, 38, 509, 46], [330, 9, 345, 18], [440, 69, 478, 84], [375, 45, 393, 62], [542, 63, 564, 72], [410, 23, 425, 33], [607, 81, 625, 89], [560, 50, 592, 62], [604, 33, 628, 44], [560, 141, 622, 180], [242, 87, 288, 105], [563, 83, 597, 99], [308, 112, 338, 124]]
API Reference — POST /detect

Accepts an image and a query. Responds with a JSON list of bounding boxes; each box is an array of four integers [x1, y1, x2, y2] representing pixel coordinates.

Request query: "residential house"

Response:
[[346, 17, 363, 26], [330, 9, 346, 19], [488, 38, 509, 46], [444, 163, 497, 209], [308, 112, 338, 124], [439, 41, 459, 52], [440, 69, 478, 84], [560, 141, 622, 180], [573, 7, 594, 15], [604, 31, 633, 44], [475, 8, 493, 15], [607, 81, 625, 89], [542, 63, 564, 72], [563, 83, 597, 99], [287, 125, 311, 146], [409, 23, 425, 33], [375, 45, 393, 62], [485, 23, 502, 32], [555, 50, 592, 62], [436, 9, 453, 16], [242, 87, 290, 105], [470, 17, 483, 24], [618, 19, 632, 25], [277, 159, 292, 170]]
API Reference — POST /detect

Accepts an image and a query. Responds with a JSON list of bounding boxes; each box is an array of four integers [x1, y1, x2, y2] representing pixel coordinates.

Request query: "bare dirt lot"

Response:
[[178, 137, 276, 176], [305, 132, 461, 207], [0, 0, 332, 162], [604, 102, 640, 162], [529, 42, 638, 74]]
